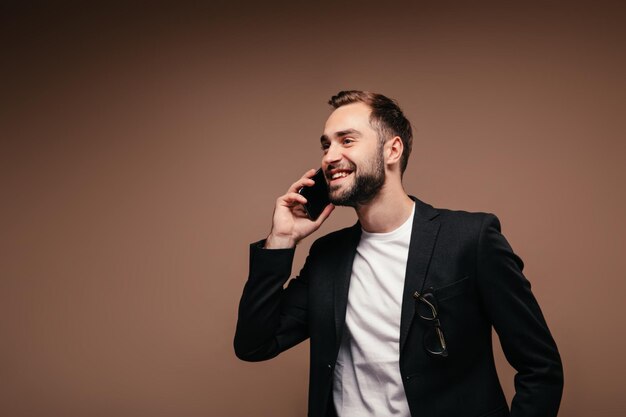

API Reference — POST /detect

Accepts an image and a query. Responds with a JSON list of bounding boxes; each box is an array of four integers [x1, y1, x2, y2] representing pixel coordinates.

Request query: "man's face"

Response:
[[320, 102, 385, 207]]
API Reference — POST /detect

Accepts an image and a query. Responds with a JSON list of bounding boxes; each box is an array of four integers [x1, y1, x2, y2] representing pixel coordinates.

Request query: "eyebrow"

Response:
[[320, 128, 361, 143]]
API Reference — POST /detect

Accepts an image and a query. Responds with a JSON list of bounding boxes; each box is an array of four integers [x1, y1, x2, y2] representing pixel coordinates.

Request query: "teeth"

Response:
[[332, 171, 350, 179]]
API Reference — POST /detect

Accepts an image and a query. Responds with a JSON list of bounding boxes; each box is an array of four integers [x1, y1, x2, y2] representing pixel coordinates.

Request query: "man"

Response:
[[234, 91, 563, 417]]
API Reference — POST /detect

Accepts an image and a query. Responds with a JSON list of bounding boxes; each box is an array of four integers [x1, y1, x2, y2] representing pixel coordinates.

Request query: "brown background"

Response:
[[1, 1, 625, 416]]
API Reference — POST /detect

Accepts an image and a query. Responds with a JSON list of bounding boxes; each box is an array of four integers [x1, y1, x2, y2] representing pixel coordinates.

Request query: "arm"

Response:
[[233, 241, 311, 361], [233, 169, 334, 361], [476, 214, 564, 417]]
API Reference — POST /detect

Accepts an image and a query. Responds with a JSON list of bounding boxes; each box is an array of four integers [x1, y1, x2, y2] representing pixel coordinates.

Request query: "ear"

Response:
[[385, 136, 404, 167]]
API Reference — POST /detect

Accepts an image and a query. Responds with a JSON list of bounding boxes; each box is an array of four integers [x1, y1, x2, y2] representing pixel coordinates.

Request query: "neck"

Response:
[[355, 180, 414, 233]]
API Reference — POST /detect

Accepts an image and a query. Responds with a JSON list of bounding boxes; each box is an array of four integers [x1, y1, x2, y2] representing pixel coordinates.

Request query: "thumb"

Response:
[[313, 204, 335, 226]]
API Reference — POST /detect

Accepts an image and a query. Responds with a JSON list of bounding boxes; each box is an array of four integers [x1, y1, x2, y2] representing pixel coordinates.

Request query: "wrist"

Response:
[[265, 233, 296, 249]]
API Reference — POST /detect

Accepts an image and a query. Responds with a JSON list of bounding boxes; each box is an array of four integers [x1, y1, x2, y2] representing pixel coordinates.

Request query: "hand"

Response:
[[265, 169, 335, 249]]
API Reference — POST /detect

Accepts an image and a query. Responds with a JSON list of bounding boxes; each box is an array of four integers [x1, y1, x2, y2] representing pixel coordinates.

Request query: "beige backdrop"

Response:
[[2, 1, 625, 416]]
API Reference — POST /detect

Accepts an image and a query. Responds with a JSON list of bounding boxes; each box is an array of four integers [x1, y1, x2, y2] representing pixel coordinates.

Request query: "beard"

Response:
[[328, 147, 385, 207]]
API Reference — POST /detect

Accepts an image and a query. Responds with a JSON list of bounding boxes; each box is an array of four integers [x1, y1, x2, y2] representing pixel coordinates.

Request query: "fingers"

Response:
[[292, 203, 308, 218], [279, 192, 308, 207], [303, 168, 318, 178], [313, 203, 335, 225], [287, 168, 318, 193]]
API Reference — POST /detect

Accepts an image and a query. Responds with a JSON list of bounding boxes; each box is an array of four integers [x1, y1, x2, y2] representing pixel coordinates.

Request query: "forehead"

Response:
[[323, 102, 374, 136]]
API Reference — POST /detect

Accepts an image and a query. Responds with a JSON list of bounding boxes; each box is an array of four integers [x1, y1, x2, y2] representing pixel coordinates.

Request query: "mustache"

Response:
[[325, 162, 356, 178]]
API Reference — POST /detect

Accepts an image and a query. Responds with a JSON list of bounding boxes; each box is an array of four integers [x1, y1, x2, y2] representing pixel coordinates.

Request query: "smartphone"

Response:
[[298, 168, 330, 221]]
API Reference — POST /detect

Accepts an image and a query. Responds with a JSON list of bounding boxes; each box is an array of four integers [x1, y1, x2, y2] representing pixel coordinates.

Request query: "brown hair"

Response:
[[328, 90, 413, 174]]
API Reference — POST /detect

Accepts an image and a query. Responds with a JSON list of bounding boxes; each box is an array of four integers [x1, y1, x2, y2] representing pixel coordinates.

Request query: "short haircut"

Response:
[[328, 90, 413, 174]]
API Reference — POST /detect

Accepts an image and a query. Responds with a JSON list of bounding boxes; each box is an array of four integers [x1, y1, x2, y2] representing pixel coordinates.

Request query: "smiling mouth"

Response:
[[327, 169, 353, 182]]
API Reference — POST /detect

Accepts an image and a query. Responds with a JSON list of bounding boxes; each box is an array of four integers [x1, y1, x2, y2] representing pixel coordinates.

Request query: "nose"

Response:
[[322, 142, 342, 167]]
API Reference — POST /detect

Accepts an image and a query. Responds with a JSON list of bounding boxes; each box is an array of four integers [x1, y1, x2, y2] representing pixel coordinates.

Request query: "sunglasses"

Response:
[[413, 289, 448, 358]]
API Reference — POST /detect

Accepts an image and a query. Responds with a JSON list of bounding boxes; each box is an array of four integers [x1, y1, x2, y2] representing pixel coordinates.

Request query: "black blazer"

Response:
[[234, 197, 563, 417]]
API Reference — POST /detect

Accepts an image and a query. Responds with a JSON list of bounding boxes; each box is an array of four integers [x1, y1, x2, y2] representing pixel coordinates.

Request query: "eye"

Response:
[[343, 138, 354, 145], [321, 142, 330, 153]]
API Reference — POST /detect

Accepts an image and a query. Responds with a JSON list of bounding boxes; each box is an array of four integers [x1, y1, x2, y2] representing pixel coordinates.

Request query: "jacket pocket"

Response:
[[434, 276, 471, 302]]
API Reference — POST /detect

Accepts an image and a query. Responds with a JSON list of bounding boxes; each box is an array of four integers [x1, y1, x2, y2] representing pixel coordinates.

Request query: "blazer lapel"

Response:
[[334, 224, 361, 351], [399, 197, 441, 352]]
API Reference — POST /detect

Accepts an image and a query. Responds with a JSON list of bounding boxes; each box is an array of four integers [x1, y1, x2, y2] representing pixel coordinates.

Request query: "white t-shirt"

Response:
[[333, 203, 415, 417]]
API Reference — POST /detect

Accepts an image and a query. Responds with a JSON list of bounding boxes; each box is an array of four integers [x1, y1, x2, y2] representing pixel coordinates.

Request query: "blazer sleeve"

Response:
[[476, 214, 564, 417], [233, 240, 312, 362]]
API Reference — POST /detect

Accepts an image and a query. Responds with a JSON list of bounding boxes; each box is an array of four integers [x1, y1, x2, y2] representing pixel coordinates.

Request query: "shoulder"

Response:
[[413, 196, 496, 228], [411, 196, 504, 242], [436, 206, 497, 227]]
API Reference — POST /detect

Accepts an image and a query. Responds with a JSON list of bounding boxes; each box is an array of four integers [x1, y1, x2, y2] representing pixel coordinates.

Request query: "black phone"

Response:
[[298, 168, 330, 220]]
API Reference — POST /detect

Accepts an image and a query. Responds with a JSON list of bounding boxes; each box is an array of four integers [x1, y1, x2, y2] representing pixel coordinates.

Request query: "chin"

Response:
[[329, 185, 350, 200], [329, 191, 357, 207]]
